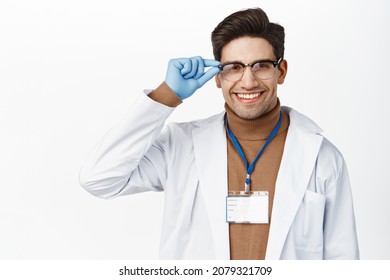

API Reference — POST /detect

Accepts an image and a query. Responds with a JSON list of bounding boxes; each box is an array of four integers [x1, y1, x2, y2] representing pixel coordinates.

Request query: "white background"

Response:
[[0, 0, 389, 260]]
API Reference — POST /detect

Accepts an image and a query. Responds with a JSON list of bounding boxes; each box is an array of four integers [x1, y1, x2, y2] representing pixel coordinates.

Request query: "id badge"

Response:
[[226, 191, 269, 224]]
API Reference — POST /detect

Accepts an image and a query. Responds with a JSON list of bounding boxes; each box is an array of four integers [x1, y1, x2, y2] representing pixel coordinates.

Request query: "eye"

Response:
[[253, 62, 273, 71], [223, 63, 243, 72]]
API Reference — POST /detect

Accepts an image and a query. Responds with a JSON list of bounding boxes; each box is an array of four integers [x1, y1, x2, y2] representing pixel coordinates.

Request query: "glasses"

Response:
[[218, 57, 283, 82]]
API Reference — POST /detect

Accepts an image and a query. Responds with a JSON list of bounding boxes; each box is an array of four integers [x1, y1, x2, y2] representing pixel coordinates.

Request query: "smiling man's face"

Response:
[[215, 36, 287, 119]]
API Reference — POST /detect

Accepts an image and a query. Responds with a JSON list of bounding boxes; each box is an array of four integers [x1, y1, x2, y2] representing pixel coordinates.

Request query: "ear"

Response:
[[277, 59, 288, 85], [215, 73, 222, 88]]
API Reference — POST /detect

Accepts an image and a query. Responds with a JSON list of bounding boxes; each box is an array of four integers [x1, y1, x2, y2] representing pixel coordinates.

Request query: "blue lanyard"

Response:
[[226, 111, 282, 192]]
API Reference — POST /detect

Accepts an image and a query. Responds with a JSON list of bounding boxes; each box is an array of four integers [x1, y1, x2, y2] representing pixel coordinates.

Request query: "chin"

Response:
[[234, 108, 264, 120]]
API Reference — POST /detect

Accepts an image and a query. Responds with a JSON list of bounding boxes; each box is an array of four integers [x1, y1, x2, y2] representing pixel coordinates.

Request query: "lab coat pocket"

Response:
[[293, 190, 326, 253]]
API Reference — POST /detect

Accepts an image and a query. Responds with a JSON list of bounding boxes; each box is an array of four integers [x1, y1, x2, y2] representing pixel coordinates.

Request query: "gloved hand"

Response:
[[165, 56, 220, 100]]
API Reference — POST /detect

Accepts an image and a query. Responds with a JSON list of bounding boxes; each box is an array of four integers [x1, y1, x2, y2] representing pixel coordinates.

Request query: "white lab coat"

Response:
[[79, 91, 359, 260]]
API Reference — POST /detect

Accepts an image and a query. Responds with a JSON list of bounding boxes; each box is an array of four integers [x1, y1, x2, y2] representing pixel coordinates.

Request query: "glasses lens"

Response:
[[221, 61, 278, 81], [252, 62, 276, 80], [221, 63, 244, 82]]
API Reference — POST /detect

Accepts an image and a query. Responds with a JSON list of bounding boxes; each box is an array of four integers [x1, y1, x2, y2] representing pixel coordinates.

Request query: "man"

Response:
[[79, 8, 359, 260]]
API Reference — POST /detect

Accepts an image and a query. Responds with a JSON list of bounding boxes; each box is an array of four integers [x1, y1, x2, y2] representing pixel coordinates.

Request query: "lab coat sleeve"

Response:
[[79, 91, 176, 199], [321, 142, 360, 259]]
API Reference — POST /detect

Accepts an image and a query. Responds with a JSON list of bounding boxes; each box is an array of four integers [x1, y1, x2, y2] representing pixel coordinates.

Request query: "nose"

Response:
[[240, 66, 259, 89]]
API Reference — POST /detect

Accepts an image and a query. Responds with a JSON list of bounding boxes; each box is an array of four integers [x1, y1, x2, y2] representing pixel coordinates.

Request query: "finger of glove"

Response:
[[197, 67, 220, 88], [187, 57, 216, 81], [170, 58, 185, 70], [167, 58, 188, 82], [203, 59, 220, 67], [179, 58, 193, 76], [183, 58, 199, 79], [192, 57, 205, 80]]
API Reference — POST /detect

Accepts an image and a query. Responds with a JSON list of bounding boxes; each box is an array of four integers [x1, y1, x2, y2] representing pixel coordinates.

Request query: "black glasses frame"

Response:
[[218, 57, 283, 71], [218, 57, 283, 81]]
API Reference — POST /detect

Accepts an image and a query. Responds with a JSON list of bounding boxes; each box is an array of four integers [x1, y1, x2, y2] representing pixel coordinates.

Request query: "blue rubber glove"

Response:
[[165, 56, 220, 100]]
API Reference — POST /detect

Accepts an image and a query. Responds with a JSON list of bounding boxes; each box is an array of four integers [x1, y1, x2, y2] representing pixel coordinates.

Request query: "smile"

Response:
[[236, 92, 262, 99]]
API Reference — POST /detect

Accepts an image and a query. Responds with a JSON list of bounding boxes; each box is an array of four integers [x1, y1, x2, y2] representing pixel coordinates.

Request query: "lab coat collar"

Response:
[[192, 107, 323, 260]]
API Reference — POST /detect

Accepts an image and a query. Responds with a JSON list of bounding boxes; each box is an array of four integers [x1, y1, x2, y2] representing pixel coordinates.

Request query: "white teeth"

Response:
[[237, 92, 261, 99]]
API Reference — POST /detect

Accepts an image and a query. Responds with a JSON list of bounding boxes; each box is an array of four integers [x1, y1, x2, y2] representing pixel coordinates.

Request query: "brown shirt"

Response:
[[226, 101, 289, 259]]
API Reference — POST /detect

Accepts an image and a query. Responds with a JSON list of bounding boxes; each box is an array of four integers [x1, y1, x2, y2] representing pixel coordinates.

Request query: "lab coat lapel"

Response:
[[192, 112, 230, 260], [265, 108, 324, 259]]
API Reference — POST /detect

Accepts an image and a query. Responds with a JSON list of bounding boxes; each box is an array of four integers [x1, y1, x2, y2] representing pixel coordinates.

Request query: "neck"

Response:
[[225, 100, 281, 140]]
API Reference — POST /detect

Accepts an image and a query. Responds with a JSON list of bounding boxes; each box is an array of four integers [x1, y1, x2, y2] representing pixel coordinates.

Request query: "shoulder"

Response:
[[282, 106, 323, 134], [166, 111, 225, 133], [156, 111, 225, 144], [284, 106, 346, 174], [317, 137, 346, 181]]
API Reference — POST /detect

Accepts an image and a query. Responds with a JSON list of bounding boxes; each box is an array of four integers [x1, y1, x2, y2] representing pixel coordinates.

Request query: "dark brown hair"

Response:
[[211, 8, 285, 62]]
